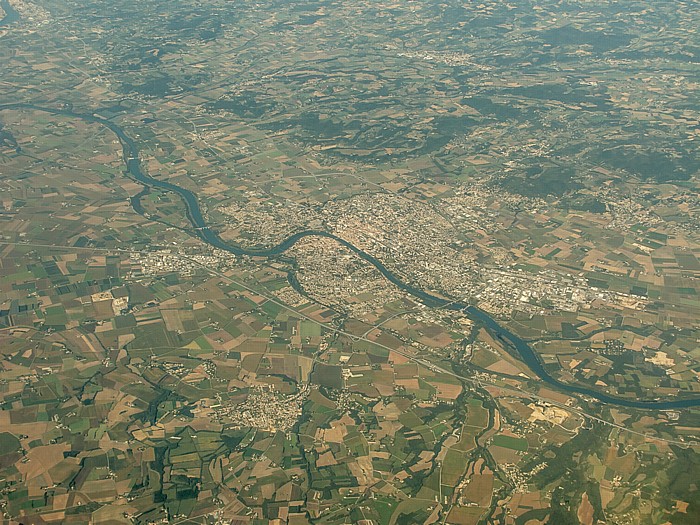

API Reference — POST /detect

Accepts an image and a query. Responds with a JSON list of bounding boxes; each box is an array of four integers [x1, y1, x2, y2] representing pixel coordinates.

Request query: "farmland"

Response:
[[1, 0, 699, 524]]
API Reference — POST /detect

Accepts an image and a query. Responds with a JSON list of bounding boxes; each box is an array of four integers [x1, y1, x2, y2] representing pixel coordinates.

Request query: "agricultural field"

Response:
[[0, 0, 699, 524]]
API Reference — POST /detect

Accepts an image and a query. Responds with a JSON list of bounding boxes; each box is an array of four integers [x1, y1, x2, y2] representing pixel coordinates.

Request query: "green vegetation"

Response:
[[0, 0, 698, 524]]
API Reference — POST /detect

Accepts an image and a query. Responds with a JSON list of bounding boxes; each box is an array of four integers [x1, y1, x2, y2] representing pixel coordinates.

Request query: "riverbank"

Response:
[[0, 0, 20, 27]]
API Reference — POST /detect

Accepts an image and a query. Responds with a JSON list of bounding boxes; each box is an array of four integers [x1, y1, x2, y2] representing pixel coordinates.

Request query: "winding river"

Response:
[[0, 0, 19, 27], [2, 102, 699, 410]]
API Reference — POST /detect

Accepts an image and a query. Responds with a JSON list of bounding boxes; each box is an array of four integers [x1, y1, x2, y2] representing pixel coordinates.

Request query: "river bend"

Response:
[[2, 102, 699, 410]]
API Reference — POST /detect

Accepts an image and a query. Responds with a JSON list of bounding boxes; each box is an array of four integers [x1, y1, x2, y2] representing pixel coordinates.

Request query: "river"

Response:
[[2, 102, 699, 410], [0, 0, 19, 27]]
